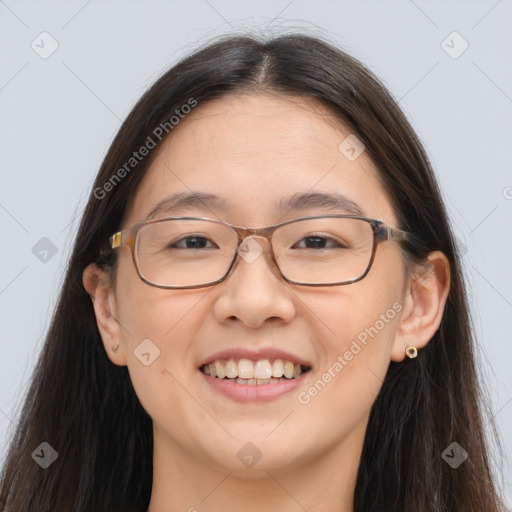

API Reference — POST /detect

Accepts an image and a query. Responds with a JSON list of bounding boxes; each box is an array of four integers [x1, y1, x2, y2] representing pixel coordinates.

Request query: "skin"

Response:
[[83, 94, 450, 512]]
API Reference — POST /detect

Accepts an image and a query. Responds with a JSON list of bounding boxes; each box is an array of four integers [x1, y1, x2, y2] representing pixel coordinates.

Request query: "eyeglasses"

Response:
[[109, 215, 416, 289]]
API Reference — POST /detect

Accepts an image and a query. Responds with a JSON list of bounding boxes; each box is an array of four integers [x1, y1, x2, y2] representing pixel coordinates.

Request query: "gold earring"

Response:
[[405, 346, 417, 359], [112, 343, 120, 352]]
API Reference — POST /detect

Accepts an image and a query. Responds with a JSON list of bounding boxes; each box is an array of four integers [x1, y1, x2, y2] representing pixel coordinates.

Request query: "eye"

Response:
[[293, 235, 347, 250], [169, 236, 218, 249]]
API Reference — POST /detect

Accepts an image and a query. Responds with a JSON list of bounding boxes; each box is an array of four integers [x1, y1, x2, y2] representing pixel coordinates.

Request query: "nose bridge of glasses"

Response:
[[232, 227, 281, 275], [235, 225, 275, 250], [237, 235, 272, 259]]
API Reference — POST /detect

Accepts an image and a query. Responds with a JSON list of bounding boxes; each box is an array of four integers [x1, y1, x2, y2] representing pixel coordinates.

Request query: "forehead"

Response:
[[123, 94, 396, 227]]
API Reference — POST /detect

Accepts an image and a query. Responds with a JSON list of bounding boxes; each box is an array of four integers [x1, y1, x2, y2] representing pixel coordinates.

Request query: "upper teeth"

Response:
[[202, 358, 306, 380]]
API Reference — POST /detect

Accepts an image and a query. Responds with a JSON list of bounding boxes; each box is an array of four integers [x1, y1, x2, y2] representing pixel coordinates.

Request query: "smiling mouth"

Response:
[[200, 358, 311, 385]]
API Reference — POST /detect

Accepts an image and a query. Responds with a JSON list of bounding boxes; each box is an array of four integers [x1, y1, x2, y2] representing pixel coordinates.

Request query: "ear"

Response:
[[82, 263, 127, 366], [391, 251, 451, 362]]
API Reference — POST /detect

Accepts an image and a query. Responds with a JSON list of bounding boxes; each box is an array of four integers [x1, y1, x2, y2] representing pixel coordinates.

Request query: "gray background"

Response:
[[1, 0, 511, 506]]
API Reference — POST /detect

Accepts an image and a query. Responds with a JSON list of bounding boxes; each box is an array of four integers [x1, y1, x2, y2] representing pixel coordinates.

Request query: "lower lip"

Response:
[[199, 370, 310, 402]]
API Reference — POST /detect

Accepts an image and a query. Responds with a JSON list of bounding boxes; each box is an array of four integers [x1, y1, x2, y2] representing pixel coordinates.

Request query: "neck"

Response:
[[146, 422, 366, 512]]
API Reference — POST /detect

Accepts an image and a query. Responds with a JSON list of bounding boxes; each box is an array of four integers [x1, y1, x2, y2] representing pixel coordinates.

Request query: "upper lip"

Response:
[[199, 347, 313, 368]]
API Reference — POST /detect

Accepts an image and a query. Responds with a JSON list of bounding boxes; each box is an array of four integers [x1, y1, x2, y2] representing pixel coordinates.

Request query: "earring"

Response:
[[405, 346, 418, 359], [112, 343, 120, 352]]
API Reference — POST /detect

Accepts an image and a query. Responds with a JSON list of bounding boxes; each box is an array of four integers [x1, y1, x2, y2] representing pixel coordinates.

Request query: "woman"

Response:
[[0, 33, 506, 511]]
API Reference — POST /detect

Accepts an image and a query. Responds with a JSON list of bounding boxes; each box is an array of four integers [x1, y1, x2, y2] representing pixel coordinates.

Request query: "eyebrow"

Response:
[[144, 190, 364, 221]]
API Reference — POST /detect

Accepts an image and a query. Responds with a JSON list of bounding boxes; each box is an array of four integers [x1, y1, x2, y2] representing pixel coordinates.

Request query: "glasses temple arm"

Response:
[[379, 224, 420, 245], [110, 231, 123, 249]]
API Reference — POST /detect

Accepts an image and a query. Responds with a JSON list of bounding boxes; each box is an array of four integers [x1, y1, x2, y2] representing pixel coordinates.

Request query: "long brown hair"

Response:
[[0, 33, 506, 511]]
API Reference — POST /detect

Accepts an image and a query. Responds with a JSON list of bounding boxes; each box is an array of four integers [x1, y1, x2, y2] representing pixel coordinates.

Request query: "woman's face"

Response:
[[108, 94, 409, 473]]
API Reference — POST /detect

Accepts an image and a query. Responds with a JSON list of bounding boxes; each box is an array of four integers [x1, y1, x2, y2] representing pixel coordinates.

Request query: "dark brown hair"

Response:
[[0, 33, 506, 511]]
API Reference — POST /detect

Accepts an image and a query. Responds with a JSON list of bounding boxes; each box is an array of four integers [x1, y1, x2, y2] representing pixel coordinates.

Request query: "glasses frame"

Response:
[[109, 214, 417, 289]]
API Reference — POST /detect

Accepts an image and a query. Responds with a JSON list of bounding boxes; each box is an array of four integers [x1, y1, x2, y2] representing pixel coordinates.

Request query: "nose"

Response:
[[212, 236, 296, 328]]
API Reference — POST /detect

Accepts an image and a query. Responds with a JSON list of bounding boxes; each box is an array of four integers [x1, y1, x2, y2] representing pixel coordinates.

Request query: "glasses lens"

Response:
[[134, 217, 375, 287], [136, 219, 237, 287], [273, 217, 374, 284]]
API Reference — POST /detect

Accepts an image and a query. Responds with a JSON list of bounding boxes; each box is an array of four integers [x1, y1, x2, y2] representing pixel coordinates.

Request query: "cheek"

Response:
[[113, 261, 209, 417], [295, 249, 404, 423], [298, 291, 400, 407], [115, 287, 213, 448], [291, 301, 400, 450], [115, 254, 207, 348]]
